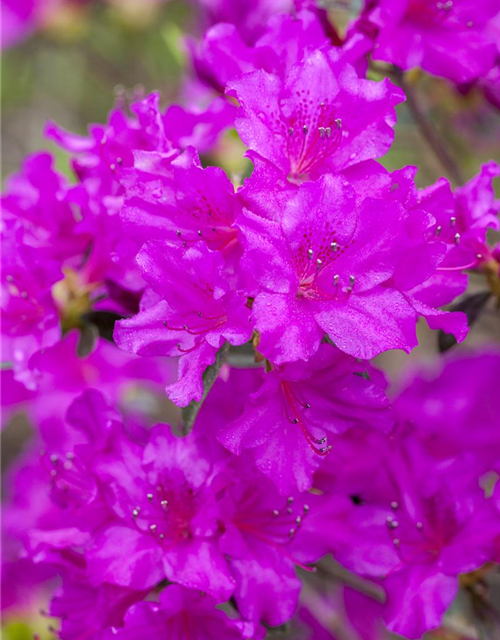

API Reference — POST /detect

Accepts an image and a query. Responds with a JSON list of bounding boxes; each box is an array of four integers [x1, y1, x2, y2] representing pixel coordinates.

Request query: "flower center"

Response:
[[285, 96, 343, 178]]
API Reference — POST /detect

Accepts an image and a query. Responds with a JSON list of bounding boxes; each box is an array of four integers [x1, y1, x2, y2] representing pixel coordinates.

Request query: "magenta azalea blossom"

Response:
[[88, 422, 235, 597], [103, 585, 260, 640], [354, 0, 499, 83], [330, 422, 500, 638], [114, 240, 252, 406], [219, 344, 392, 493], [217, 462, 352, 626], [238, 174, 465, 363], [228, 48, 404, 182], [120, 146, 242, 257]]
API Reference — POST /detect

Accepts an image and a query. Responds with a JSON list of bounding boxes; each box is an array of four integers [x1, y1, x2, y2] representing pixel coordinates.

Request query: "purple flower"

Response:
[[120, 146, 242, 257], [114, 240, 252, 406], [164, 96, 236, 153], [238, 174, 463, 363], [5, 330, 174, 435], [228, 48, 403, 182], [354, 0, 499, 83], [103, 585, 260, 640], [1, 0, 41, 48], [50, 574, 145, 640], [219, 344, 392, 493], [197, 0, 295, 45], [329, 407, 500, 637], [419, 161, 500, 268], [395, 349, 500, 472], [87, 423, 235, 598], [1, 231, 61, 386], [1, 152, 91, 262], [218, 462, 352, 626]]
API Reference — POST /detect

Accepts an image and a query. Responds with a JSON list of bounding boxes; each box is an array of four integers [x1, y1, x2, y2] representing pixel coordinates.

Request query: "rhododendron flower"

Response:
[[1, 152, 91, 262], [1, 231, 62, 385], [218, 462, 352, 626], [219, 344, 392, 493], [1, 0, 42, 48], [353, 0, 499, 83], [418, 161, 500, 268], [239, 174, 465, 363], [228, 48, 404, 182], [88, 422, 235, 597], [50, 575, 145, 640], [331, 427, 500, 637], [120, 146, 242, 257], [115, 240, 252, 406], [103, 585, 260, 640], [395, 350, 500, 470], [2, 330, 173, 433]]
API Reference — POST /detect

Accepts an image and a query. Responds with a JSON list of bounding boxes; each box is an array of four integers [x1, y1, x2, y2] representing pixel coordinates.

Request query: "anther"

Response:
[[161, 500, 168, 509], [21, 291, 28, 299], [287, 507, 293, 514], [416, 522, 423, 530], [176, 230, 181, 237], [292, 418, 299, 424], [132, 509, 139, 518], [116, 157, 122, 165], [272, 509, 279, 517], [390, 521, 399, 529], [303, 125, 308, 134], [386, 516, 393, 524], [305, 403, 311, 409], [349, 275, 355, 286], [319, 126, 325, 138], [307, 248, 313, 259], [316, 258, 322, 267], [331, 242, 338, 252], [66, 452, 75, 460], [454, 232, 461, 244], [335, 118, 342, 129], [110, 164, 116, 171], [393, 538, 400, 546], [333, 274, 339, 285], [391, 501, 398, 510], [288, 127, 294, 135], [450, 216, 457, 227], [296, 516, 302, 524], [159, 533, 165, 540], [197, 230, 202, 236], [303, 504, 310, 513], [435, 225, 442, 236], [147, 493, 154, 501], [289, 528, 296, 536], [150, 524, 157, 532], [287, 497, 294, 504], [50, 454, 58, 464], [476, 254, 483, 261], [325, 127, 332, 138]]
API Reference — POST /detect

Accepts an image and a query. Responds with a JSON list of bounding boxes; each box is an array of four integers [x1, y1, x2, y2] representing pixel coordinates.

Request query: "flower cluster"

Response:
[[2, 2, 500, 639]]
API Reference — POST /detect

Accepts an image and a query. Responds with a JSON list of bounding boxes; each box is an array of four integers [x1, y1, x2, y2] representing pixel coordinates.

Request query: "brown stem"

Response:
[[393, 67, 464, 186]]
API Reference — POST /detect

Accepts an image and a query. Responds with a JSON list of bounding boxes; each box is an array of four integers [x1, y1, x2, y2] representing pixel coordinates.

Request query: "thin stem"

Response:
[[180, 342, 230, 435], [393, 67, 464, 185]]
